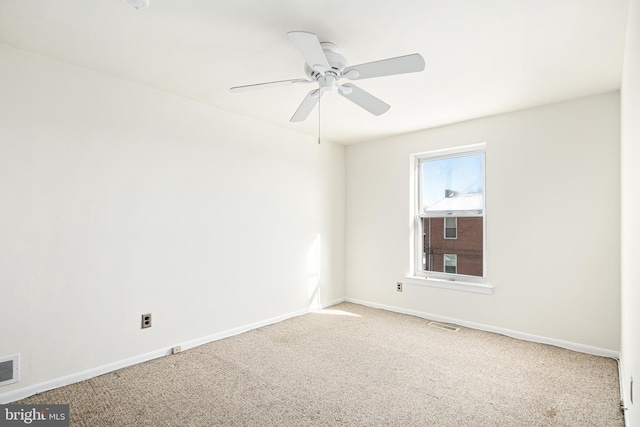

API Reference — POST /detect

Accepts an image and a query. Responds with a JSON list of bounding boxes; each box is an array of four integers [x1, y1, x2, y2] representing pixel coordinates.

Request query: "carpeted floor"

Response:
[[17, 302, 623, 426]]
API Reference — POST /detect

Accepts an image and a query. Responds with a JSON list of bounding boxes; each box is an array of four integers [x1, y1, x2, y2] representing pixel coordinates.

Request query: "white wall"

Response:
[[0, 31, 627, 405], [0, 44, 344, 401], [621, 0, 640, 423], [346, 92, 620, 352]]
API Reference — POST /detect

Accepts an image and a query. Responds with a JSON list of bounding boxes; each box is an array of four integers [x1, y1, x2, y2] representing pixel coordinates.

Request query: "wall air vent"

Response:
[[0, 355, 19, 386], [428, 321, 460, 332]]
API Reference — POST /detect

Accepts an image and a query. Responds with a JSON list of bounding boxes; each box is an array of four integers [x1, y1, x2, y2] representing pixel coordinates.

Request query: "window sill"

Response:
[[403, 276, 493, 295]]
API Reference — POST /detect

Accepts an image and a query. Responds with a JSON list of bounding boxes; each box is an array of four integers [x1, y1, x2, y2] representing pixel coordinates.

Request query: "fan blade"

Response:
[[290, 89, 320, 122], [339, 84, 390, 116], [287, 31, 330, 73], [230, 78, 312, 93], [343, 53, 425, 80]]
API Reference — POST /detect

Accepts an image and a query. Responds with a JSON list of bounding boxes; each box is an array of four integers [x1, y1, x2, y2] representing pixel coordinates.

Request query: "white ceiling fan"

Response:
[[230, 31, 425, 122]]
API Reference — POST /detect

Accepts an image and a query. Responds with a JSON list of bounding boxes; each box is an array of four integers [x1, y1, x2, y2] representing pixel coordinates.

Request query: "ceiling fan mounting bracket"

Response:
[[304, 42, 347, 82]]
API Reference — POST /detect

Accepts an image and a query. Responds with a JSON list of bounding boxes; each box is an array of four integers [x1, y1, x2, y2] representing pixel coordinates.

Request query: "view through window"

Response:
[[416, 146, 485, 280]]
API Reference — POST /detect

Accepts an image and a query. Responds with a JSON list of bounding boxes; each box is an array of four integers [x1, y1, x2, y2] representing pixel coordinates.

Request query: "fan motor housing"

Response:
[[304, 42, 347, 80]]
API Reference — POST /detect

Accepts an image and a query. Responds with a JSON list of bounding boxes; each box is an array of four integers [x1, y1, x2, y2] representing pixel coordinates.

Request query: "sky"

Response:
[[421, 153, 483, 208]]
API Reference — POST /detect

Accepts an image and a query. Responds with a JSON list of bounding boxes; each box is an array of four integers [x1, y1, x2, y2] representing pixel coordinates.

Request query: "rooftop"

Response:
[[423, 192, 483, 215]]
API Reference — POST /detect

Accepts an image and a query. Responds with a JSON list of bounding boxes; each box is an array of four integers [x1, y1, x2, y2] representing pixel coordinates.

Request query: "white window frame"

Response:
[[406, 143, 491, 294], [444, 217, 457, 239]]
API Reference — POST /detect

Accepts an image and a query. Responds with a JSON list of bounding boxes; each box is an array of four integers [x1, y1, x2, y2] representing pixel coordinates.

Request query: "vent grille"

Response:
[[428, 321, 459, 332], [0, 355, 19, 386]]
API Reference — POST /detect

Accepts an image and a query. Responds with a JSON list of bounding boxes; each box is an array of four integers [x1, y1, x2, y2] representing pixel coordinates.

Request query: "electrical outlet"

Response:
[[172, 345, 182, 355], [141, 313, 152, 329], [396, 282, 403, 292]]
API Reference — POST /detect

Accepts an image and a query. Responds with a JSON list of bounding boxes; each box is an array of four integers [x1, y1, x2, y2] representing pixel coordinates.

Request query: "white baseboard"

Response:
[[0, 306, 311, 404], [173, 306, 311, 353], [344, 297, 620, 360], [318, 297, 346, 310]]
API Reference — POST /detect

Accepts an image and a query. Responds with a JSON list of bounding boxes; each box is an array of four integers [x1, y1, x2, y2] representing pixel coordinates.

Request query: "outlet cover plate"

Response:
[[141, 313, 152, 329]]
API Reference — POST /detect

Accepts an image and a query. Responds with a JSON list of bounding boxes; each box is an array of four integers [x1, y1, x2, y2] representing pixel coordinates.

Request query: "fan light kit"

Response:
[[230, 31, 425, 123]]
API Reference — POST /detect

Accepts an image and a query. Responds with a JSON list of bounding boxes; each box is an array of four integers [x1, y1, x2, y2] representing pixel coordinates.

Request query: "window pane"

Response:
[[421, 154, 483, 216], [444, 255, 457, 273], [445, 227, 457, 238], [445, 217, 456, 227], [444, 254, 457, 266]]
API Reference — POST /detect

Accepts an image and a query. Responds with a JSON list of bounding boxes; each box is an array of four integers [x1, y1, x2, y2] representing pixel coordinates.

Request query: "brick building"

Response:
[[422, 192, 484, 277]]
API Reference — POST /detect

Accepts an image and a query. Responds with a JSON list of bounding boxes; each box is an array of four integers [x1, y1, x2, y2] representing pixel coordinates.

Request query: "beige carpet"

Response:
[[17, 302, 623, 426]]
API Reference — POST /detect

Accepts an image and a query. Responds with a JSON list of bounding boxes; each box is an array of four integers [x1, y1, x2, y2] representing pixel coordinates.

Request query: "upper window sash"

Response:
[[416, 144, 485, 219]]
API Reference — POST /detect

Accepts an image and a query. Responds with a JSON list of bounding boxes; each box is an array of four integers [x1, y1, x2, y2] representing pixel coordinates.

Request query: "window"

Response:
[[444, 254, 457, 273], [412, 144, 486, 283], [444, 217, 457, 239]]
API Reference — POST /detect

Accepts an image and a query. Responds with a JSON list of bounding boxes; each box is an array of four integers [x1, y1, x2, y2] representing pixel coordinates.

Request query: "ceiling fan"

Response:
[[230, 31, 425, 122]]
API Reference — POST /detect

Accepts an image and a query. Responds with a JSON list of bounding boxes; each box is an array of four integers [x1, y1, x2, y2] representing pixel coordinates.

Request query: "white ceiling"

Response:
[[0, 0, 629, 144]]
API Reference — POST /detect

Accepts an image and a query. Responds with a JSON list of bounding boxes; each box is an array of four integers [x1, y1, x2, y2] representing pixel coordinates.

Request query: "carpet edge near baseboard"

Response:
[[343, 297, 620, 360], [0, 301, 346, 404]]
